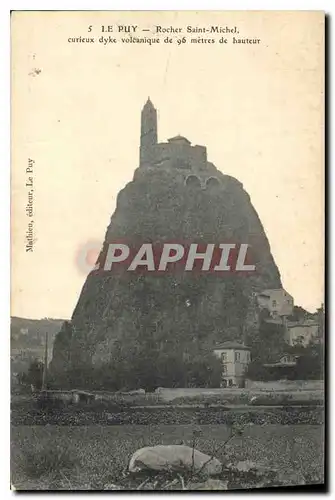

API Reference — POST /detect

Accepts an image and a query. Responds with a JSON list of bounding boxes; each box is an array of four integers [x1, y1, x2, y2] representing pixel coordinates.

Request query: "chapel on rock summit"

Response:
[[139, 97, 222, 190]]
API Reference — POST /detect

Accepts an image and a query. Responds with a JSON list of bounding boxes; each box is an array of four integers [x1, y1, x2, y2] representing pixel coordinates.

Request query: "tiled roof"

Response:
[[168, 135, 191, 144], [286, 320, 318, 328], [213, 341, 250, 350], [258, 288, 293, 297]]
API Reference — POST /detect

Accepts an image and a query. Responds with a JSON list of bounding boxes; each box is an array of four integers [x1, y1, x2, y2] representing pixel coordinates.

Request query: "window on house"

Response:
[[272, 300, 277, 307], [222, 364, 227, 374], [228, 379, 233, 387], [235, 351, 240, 362], [221, 352, 227, 362]]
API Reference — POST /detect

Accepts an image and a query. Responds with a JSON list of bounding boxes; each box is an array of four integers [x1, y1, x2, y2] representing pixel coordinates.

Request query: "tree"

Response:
[[249, 316, 287, 364], [26, 359, 44, 390], [50, 322, 73, 366], [245, 360, 271, 381], [317, 304, 325, 342], [184, 352, 222, 388]]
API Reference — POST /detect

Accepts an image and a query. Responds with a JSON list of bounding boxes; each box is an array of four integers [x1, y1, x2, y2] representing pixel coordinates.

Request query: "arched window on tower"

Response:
[[185, 175, 201, 189], [205, 177, 220, 190]]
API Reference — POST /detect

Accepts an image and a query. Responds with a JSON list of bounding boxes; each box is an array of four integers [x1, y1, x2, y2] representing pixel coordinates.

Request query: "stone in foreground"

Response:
[[129, 445, 222, 476]]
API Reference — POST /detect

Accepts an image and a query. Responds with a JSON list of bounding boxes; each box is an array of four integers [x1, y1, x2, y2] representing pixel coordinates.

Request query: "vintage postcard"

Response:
[[11, 11, 325, 491]]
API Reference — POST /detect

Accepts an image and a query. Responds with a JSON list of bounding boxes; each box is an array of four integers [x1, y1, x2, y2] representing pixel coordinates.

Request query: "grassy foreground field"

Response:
[[11, 424, 324, 490]]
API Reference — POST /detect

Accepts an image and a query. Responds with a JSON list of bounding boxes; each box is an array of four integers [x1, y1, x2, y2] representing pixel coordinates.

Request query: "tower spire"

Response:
[[140, 98, 157, 166]]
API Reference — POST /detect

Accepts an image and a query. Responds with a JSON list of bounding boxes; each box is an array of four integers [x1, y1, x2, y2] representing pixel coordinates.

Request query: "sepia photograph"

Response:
[[10, 10, 325, 491]]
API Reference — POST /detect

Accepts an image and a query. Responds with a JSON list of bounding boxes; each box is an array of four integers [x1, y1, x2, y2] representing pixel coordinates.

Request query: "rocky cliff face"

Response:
[[51, 163, 281, 374]]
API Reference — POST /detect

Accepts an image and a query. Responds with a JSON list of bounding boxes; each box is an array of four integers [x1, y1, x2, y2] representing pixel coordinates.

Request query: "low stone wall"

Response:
[[155, 388, 240, 401], [155, 381, 324, 401], [244, 380, 324, 392]]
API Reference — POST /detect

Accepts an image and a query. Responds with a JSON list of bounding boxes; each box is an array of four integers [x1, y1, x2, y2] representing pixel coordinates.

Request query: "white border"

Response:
[[2, 1, 332, 499], [2, 0, 334, 10]]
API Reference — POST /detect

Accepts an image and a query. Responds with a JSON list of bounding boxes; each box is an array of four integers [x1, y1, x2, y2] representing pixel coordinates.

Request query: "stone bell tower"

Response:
[[140, 97, 157, 166]]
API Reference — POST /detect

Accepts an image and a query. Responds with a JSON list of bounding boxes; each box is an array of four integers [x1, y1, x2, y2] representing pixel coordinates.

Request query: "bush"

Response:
[[51, 350, 222, 392], [170, 395, 229, 406], [245, 361, 277, 381]]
